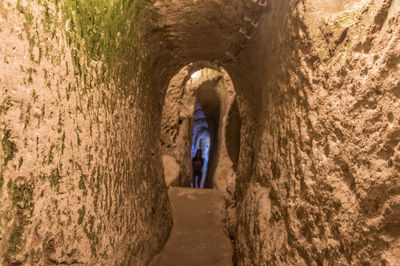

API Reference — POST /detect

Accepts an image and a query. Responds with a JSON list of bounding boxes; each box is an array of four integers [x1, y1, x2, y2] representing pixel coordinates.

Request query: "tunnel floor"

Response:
[[149, 187, 232, 266]]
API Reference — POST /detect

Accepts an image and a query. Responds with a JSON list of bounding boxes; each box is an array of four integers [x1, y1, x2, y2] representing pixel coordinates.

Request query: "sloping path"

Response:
[[149, 187, 233, 266]]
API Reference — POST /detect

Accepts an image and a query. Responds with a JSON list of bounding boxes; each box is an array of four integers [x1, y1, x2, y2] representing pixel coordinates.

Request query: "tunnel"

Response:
[[160, 66, 237, 191], [1, 0, 400, 265], [191, 101, 211, 189]]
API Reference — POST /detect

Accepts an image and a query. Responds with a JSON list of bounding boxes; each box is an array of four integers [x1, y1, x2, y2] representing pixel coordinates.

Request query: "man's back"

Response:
[[193, 157, 203, 171]]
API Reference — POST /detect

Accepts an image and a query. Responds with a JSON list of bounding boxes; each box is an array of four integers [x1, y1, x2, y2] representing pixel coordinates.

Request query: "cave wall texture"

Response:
[[160, 66, 194, 187], [0, 0, 171, 265], [153, 0, 400, 264], [229, 0, 400, 264], [1, 0, 400, 265]]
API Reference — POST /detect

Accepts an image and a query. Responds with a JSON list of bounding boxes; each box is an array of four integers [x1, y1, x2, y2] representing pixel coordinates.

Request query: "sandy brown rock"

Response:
[[227, 0, 400, 264], [154, 0, 400, 264], [1, 0, 400, 265], [0, 1, 171, 265], [162, 155, 180, 187]]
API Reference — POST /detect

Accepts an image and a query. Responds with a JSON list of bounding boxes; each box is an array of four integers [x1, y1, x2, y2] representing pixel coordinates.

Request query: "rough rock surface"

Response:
[[162, 155, 180, 187], [154, 0, 400, 264], [0, 0, 171, 265], [1, 0, 400, 265], [228, 0, 400, 264], [160, 66, 200, 187]]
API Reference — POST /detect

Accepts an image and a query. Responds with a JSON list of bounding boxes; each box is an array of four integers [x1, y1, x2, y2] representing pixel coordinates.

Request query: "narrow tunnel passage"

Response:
[[191, 101, 210, 188], [157, 65, 238, 265], [160, 66, 236, 192], [1, 0, 400, 265]]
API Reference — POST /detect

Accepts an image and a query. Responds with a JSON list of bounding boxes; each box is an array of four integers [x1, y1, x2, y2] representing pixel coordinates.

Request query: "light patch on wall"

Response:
[[191, 70, 201, 79]]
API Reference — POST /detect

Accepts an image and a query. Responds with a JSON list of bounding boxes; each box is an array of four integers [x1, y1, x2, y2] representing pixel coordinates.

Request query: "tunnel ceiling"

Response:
[[150, 0, 267, 89], [196, 79, 222, 124]]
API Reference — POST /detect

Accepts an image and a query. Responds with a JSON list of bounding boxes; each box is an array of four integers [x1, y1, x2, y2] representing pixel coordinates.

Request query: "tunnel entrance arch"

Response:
[[159, 62, 241, 192]]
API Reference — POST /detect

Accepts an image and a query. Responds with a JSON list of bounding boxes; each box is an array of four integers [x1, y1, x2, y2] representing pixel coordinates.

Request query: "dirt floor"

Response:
[[149, 187, 233, 266]]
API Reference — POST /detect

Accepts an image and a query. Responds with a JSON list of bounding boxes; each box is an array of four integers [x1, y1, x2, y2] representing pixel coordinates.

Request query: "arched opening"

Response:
[[191, 101, 211, 188], [160, 63, 240, 192]]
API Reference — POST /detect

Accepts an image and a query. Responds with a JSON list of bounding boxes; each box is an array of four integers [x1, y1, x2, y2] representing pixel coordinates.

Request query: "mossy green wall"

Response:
[[0, 0, 171, 264]]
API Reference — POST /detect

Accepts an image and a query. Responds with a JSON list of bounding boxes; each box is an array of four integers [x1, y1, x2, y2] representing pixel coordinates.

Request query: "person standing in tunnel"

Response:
[[192, 149, 204, 188]]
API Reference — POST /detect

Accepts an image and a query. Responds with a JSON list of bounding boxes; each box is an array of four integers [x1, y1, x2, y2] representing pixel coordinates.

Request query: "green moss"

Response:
[[52, 198, 58, 209], [78, 205, 85, 225], [47, 144, 54, 165], [5, 177, 34, 256], [7, 224, 23, 257], [2, 128, 17, 167], [336, 12, 359, 27], [59, 0, 157, 90], [16, 0, 21, 12], [0, 171, 3, 190], [40, 103, 45, 119], [79, 174, 87, 191], [7, 179, 34, 211], [93, 194, 98, 210], [66, 83, 71, 100], [76, 131, 81, 146], [61, 131, 65, 155], [27, 72, 33, 84], [36, 136, 39, 154], [57, 113, 63, 133], [24, 103, 32, 129], [0, 96, 13, 116], [83, 215, 98, 257], [49, 167, 61, 189], [18, 157, 23, 170], [32, 90, 38, 103], [87, 154, 93, 168], [38, 46, 43, 64], [39, 168, 62, 190], [23, 6, 34, 26], [39, 172, 46, 181], [43, 1, 52, 32]]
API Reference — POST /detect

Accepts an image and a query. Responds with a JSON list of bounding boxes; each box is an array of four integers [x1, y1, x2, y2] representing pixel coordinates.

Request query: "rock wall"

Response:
[[160, 66, 194, 187], [2, 0, 399, 264], [204, 71, 237, 193], [229, 0, 400, 264], [0, 0, 171, 265]]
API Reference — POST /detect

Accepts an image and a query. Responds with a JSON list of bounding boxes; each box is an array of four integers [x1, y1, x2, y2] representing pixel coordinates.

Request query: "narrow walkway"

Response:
[[149, 187, 233, 266]]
